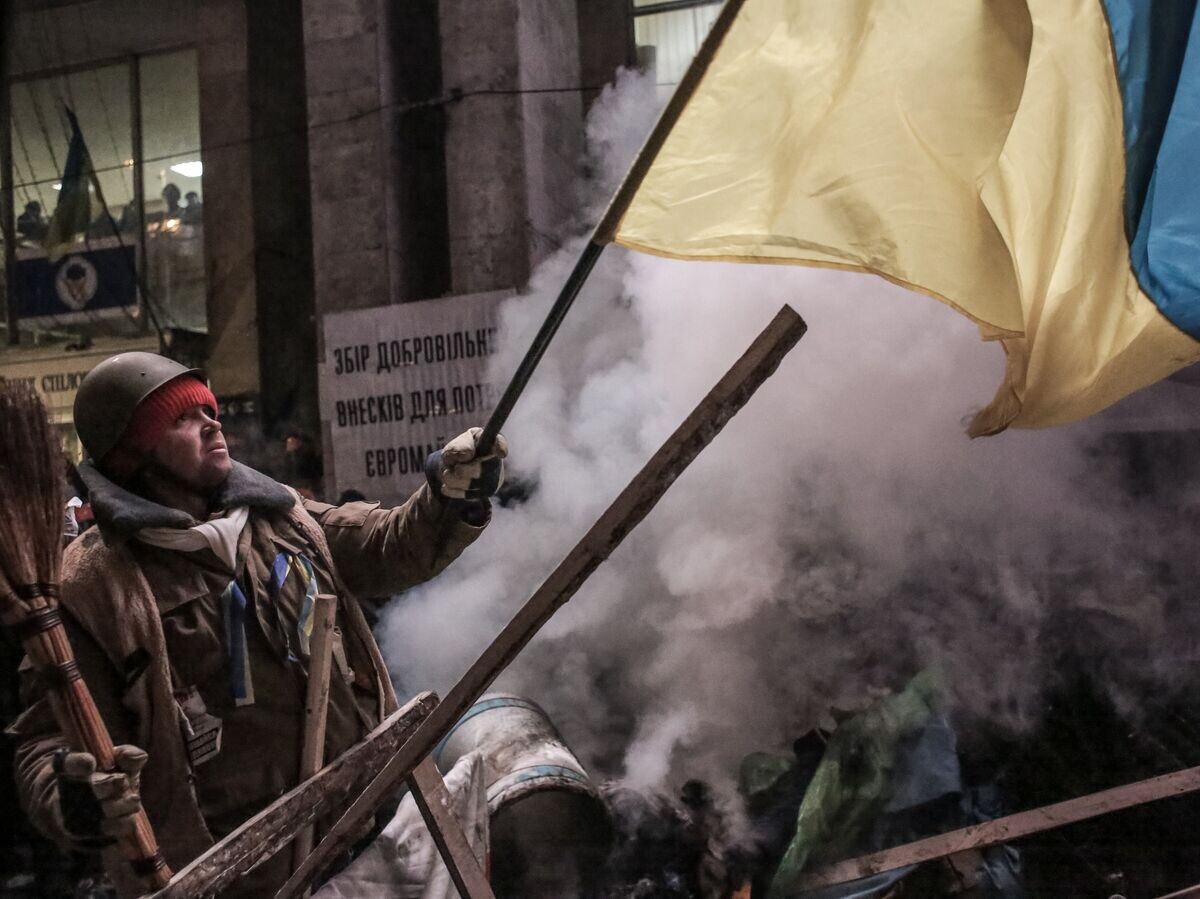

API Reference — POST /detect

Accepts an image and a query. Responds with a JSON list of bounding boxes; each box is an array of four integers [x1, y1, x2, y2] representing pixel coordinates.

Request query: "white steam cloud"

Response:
[[378, 69, 1200, 790]]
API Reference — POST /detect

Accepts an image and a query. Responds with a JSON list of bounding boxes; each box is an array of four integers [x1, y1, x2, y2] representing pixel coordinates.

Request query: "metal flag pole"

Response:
[[473, 0, 749, 454]]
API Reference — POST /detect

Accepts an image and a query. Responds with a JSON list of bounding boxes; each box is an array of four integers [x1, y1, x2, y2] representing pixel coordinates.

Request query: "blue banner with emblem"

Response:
[[14, 239, 138, 324]]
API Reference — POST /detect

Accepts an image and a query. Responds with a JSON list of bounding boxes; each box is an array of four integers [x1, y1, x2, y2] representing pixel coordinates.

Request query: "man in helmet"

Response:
[[9, 352, 506, 896]]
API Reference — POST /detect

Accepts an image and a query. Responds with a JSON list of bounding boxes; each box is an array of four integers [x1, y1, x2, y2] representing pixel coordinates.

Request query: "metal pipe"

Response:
[[476, 239, 603, 454], [475, 0, 749, 455]]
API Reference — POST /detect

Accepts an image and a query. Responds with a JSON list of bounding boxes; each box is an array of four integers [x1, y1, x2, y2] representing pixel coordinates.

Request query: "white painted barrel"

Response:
[[435, 694, 611, 897]]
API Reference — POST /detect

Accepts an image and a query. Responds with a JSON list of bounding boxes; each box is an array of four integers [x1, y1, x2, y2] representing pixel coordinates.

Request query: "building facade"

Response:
[[0, 0, 720, 484]]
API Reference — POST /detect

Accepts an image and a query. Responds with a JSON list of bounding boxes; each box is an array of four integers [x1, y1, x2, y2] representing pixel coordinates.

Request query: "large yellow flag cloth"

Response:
[[611, 0, 1200, 434]]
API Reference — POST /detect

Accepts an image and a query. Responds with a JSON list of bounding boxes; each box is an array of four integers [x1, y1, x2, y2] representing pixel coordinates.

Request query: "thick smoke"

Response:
[[378, 69, 1200, 789]]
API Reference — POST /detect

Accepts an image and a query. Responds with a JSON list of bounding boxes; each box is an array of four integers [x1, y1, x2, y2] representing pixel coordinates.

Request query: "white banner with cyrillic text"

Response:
[[319, 291, 506, 506]]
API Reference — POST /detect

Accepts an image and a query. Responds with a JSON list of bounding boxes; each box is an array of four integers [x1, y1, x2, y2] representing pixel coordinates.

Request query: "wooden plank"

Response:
[[1157, 886, 1200, 899], [147, 692, 438, 899], [292, 593, 339, 874], [408, 757, 496, 899], [798, 766, 1200, 890], [276, 305, 809, 898]]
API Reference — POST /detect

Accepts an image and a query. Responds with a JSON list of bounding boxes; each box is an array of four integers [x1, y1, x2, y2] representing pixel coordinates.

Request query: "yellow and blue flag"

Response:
[[45, 108, 103, 263], [612, 0, 1200, 434]]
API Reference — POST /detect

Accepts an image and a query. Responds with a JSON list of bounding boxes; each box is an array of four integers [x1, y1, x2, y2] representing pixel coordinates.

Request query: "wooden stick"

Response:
[[1157, 885, 1200, 899], [147, 692, 438, 899], [797, 766, 1200, 889], [277, 305, 809, 898], [408, 757, 496, 899], [291, 594, 339, 874]]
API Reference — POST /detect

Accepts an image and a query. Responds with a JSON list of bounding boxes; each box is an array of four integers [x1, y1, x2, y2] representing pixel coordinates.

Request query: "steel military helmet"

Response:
[[73, 352, 207, 462]]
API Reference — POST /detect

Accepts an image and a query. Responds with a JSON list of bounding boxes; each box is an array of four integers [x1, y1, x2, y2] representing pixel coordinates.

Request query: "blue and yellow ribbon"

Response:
[[221, 579, 254, 707], [268, 551, 319, 660], [222, 551, 321, 706]]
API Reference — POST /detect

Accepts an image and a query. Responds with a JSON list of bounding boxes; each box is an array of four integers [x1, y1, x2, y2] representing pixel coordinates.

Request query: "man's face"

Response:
[[149, 405, 231, 490]]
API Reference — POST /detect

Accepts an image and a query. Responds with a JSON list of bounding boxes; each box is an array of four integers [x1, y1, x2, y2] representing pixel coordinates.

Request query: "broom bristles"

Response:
[[0, 387, 174, 888], [0, 383, 65, 609]]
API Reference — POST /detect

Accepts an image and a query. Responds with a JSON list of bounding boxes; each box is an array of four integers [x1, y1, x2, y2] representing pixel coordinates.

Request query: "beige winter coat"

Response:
[[9, 461, 484, 897]]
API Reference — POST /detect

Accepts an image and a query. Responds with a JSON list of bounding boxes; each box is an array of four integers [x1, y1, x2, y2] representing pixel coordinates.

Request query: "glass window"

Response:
[[12, 65, 136, 232], [140, 49, 206, 333], [3, 49, 207, 344], [9, 62, 140, 338], [633, 0, 723, 98]]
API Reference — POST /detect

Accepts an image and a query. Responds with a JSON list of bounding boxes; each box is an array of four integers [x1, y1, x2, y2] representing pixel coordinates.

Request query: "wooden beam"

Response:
[[147, 692, 438, 899], [292, 593, 338, 874], [408, 757, 496, 899], [1156, 885, 1200, 899], [797, 766, 1200, 890], [276, 305, 809, 898]]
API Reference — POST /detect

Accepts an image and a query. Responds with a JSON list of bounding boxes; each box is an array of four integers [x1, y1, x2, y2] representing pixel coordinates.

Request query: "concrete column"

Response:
[[576, 0, 637, 110], [302, 0, 389, 318], [439, 0, 584, 295], [516, 0, 585, 269], [201, 0, 319, 438], [197, 0, 260, 398], [246, 0, 318, 436], [379, 0, 452, 303]]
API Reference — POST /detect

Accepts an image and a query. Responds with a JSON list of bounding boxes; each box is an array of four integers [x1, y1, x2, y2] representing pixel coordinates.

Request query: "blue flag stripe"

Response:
[[1104, 0, 1200, 337]]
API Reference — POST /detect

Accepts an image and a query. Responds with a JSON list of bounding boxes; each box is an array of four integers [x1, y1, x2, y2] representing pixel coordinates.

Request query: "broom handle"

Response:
[[21, 599, 172, 889]]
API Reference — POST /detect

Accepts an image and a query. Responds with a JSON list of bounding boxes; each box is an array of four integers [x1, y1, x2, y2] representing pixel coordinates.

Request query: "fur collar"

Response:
[[80, 460, 295, 537]]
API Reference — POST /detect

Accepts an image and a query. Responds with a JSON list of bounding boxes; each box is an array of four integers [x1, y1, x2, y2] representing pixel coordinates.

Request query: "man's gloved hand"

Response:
[[54, 744, 148, 849], [425, 427, 508, 502]]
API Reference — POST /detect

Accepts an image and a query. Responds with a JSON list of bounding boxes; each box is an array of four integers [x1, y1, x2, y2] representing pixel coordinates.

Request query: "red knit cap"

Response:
[[103, 375, 218, 479]]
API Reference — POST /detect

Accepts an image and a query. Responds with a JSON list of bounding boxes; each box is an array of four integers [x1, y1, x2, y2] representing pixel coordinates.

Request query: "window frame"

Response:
[[5, 44, 204, 339]]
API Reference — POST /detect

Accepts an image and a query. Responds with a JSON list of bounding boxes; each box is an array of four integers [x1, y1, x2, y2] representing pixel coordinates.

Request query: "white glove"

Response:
[[55, 744, 148, 846], [426, 427, 508, 501]]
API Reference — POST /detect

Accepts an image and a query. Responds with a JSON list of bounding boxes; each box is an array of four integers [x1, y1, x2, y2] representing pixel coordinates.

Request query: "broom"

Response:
[[0, 384, 172, 890]]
